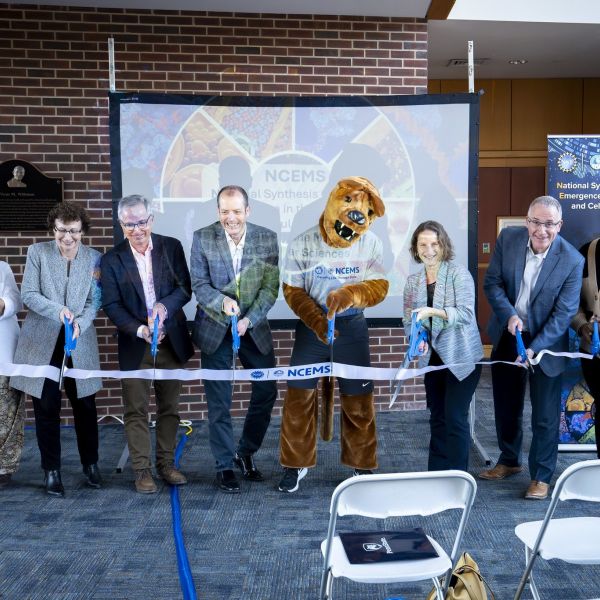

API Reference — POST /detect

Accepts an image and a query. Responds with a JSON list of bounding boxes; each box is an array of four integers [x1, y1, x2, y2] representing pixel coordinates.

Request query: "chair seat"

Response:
[[321, 535, 452, 584], [515, 517, 600, 563]]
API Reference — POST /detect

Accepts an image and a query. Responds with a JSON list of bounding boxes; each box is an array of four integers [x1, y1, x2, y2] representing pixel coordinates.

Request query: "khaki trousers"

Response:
[[121, 340, 183, 471]]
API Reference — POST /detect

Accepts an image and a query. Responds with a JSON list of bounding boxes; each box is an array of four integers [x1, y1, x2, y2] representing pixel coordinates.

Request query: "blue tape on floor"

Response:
[[171, 429, 197, 600]]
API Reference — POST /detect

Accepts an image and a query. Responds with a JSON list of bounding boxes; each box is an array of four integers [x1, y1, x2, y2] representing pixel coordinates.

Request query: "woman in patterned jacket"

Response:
[[403, 220, 483, 472], [11, 202, 103, 497]]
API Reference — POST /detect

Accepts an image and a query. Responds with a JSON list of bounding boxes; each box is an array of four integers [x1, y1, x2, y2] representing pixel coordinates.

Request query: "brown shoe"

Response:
[[525, 480, 549, 500], [157, 465, 187, 486], [478, 463, 523, 480], [135, 468, 158, 494]]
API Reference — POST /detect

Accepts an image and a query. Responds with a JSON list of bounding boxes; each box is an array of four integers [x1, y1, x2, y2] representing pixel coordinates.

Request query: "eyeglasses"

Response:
[[54, 226, 82, 236], [526, 217, 562, 231], [120, 215, 153, 232]]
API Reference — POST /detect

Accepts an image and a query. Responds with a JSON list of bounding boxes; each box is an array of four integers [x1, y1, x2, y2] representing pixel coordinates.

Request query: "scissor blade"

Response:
[[389, 355, 411, 408], [231, 350, 237, 390], [58, 352, 67, 390]]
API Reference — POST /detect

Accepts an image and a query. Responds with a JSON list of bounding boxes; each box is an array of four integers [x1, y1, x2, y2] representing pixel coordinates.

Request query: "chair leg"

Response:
[[514, 546, 541, 600], [319, 568, 333, 599], [432, 577, 444, 600]]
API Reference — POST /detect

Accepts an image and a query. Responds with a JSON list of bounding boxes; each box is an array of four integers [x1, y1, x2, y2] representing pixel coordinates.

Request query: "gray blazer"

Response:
[[484, 227, 584, 377], [403, 260, 483, 381], [190, 221, 279, 355], [11, 241, 102, 398]]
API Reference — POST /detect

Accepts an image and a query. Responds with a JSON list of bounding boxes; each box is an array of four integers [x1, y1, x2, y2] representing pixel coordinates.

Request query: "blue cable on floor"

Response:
[[171, 426, 197, 600]]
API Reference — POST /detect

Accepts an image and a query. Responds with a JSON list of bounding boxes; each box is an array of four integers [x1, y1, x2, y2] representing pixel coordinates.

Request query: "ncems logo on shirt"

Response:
[[314, 265, 360, 279]]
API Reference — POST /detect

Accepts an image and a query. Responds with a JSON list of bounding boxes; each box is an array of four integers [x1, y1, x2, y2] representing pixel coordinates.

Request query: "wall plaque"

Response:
[[0, 160, 63, 230]]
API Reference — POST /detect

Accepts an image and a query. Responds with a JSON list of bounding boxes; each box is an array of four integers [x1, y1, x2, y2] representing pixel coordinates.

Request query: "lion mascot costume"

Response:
[[277, 176, 389, 493]]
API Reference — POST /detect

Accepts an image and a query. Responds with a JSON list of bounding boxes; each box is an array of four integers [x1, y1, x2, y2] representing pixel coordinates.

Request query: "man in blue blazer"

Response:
[[191, 185, 279, 493], [480, 196, 583, 499], [101, 195, 194, 494]]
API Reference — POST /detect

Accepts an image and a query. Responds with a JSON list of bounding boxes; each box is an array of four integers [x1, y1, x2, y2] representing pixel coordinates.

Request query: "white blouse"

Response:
[[0, 261, 22, 363]]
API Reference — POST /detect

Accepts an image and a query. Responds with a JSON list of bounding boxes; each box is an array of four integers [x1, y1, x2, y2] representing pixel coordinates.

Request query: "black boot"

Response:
[[44, 470, 65, 497], [83, 464, 102, 489]]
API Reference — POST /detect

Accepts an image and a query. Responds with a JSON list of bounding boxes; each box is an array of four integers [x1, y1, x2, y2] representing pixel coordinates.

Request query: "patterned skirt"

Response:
[[0, 375, 24, 474]]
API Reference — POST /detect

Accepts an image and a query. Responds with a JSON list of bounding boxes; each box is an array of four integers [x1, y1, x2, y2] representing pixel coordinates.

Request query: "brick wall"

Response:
[[0, 4, 427, 423]]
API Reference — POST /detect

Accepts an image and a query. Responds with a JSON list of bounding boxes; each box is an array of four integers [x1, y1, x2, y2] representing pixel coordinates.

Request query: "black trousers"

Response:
[[491, 330, 562, 484], [201, 331, 277, 472], [424, 350, 481, 471], [581, 355, 600, 458], [32, 332, 98, 471]]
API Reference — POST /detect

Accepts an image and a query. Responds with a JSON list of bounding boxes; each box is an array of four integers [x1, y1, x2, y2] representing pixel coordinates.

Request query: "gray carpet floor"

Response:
[[1, 371, 599, 600]]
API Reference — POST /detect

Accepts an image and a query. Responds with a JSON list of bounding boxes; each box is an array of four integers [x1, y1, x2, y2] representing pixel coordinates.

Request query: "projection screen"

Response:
[[109, 93, 479, 323]]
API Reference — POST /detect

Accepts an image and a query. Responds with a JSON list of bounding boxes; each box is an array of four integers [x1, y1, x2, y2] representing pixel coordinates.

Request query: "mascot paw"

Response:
[[326, 287, 354, 319], [311, 317, 328, 345]]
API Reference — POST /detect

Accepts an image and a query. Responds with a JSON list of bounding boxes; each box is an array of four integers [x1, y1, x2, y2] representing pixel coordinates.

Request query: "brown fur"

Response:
[[340, 392, 377, 469], [280, 387, 319, 468], [319, 176, 384, 249], [282, 282, 329, 344], [279, 388, 377, 469], [325, 279, 389, 319]]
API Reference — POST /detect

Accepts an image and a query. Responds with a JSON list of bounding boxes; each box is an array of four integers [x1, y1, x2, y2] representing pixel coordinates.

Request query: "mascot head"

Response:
[[319, 176, 385, 249]]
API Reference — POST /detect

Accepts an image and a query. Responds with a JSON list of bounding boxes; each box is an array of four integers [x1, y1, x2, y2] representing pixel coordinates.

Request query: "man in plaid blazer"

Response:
[[190, 185, 279, 493]]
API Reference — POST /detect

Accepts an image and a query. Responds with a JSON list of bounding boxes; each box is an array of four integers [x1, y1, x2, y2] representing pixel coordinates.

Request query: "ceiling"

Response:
[[6, 0, 600, 79]]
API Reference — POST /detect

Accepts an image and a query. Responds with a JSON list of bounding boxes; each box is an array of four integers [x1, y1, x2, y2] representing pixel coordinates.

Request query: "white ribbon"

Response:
[[0, 347, 596, 384]]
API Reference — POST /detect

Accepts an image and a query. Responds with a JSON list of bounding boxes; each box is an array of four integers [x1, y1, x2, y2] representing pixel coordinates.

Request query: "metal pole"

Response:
[[467, 40, 474, 93], [108, 37, 116, 92]]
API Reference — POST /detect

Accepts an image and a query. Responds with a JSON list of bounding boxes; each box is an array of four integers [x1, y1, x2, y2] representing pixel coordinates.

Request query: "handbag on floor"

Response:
[[426, 552, 495, 600]]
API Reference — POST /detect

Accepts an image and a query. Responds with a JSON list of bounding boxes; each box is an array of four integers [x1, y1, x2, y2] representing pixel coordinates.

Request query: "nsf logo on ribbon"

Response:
[[250, 370, 265, 380]]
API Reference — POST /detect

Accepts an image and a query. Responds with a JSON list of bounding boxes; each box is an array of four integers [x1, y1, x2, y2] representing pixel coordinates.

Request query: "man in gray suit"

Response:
[[480, 196, 584, 500], [190, 185, 279, 493]]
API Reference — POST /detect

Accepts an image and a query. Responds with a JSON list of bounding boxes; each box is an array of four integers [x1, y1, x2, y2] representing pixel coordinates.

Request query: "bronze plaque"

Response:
[[0, 160, 63, 230]]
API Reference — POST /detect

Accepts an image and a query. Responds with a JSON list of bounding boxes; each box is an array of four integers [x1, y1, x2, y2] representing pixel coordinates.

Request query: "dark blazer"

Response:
[[190, 221, 279, 355], [484, 227, 584, 377], [101, 233, 194, 370]]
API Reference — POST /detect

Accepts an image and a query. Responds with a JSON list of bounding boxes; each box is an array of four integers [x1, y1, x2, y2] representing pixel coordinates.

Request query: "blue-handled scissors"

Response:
[[327, 315, 335, 378], [515, 328, 534, 372], [150, 314, 160, 386], [231, 311, 240, 388], [390, 312, 429, 408], [58, 315, 78, 389]]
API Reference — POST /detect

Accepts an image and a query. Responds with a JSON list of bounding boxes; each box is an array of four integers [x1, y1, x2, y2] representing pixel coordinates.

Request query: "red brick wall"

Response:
[[0, 4, 427, 423]]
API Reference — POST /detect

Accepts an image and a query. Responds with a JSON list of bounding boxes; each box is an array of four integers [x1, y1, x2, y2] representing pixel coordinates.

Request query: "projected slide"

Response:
[[111, 94, 478, 321]]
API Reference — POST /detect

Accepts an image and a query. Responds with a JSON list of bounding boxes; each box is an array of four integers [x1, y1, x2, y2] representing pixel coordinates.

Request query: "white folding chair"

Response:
[[514, 459, 600, 600], [319, 470, 477, 600]]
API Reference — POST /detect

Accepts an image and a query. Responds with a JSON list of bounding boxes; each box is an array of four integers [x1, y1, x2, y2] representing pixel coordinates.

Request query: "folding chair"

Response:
[[319, 470, 477, 600], [514, 459, 600, 600]]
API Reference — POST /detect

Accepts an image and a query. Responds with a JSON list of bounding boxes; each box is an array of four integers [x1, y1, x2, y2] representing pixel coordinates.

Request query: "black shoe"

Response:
[[278, 467, 307, 493], [353, 468, 374, 477], [83, 464, 102, 489], [0, 473, 12, 488], [233, 452, 264, 481], [44, 470, 65, 497], [215, 469, 240, 493]]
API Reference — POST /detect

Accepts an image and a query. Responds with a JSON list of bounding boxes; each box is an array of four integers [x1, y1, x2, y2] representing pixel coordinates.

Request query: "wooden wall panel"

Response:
[[512, 79, 583, 150], [478, 167, 510, 262], [428, 79, 441, 93], [583, 79, 600, 134], [510, 167, 546, 215]]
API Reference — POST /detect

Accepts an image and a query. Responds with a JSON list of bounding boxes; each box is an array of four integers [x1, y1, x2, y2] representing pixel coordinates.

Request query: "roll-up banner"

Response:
[[548, 134, 600, 449]]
